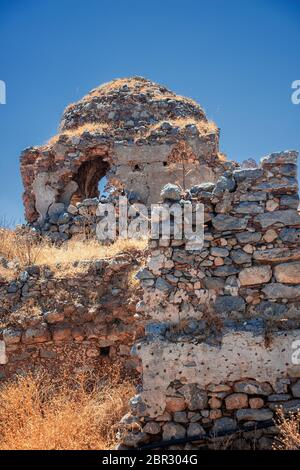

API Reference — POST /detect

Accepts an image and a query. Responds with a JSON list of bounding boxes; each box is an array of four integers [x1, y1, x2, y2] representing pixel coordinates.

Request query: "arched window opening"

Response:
[[72, 158, 110, 203]]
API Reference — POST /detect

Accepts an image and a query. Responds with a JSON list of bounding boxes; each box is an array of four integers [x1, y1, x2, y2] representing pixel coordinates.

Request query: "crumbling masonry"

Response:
[[4, 77, 300, 449], [0, 252, 144, 378], [119, 150, 300, 450]]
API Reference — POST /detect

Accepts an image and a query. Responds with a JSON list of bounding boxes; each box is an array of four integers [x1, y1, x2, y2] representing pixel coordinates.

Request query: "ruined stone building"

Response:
[[20, 77, 230, 239], [1, 77, 298, 449]]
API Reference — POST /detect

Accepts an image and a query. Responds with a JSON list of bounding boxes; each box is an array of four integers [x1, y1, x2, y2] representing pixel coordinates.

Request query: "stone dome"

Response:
[[59, 77, 212, 142]]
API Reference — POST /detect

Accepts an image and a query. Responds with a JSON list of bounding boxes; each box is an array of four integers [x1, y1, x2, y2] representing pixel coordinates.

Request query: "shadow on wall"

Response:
[[71, 158, 110, 204]]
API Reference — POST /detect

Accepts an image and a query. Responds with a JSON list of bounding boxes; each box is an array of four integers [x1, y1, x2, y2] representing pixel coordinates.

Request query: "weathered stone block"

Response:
[[268, 399, 300, 413], [213, 265, 240, 277], [279, 228, 300, 244], [189, 182, 215, 197], [155, 277, 173, 292], [274, 262, 300, 284], [162, 422, 186, 440], [161, 184, 181, 201], [3, 328, 22, 345], [230, 249, 252, 264], [212, 417, 237, 434], [213, 175, 236, 195], [143, 421, 161, 434], [291, 380, 300, 398], [212, 214, 248, 231], [261, 150, 298, 166], [135, 268, 155, 280], [253, 247, 300, 263], [22, 325, 51, 344], [254, 210, 300, 229], [233, 380, 273, 396], [225, 393, 248, 410], [179, 384, 208, 410], [253, 177, 298, 194], [43, 310, 65, 324], [236, 408, 273, 422], [255, 301, 287, 319], [236, 231, 262, 244], [187, 423, 205, 438], [210, 247, 229, 257], [266, 199, 279, 212], [263, 229, 278, 243], [240, 192, 267, 202], [48, 202, 65, 218], [280, 194, 299, 209], [233, 168, 264, 182], [209, 409, 222, 420], [268, 394, 291, 402], [262, 283, 300, 300], [165, 397, 186, 412], [214, 296, 245, 315], [208, 397, 222, 409], [130, 395, 148, 417], [249, 397, 264, 409], [235, 202, 264, 214], [238, 266, 272, 286], [52, 326, 72, 342]]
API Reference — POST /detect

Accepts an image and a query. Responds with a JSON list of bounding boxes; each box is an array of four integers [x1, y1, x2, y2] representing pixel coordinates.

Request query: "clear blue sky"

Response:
[[0, 0, 299, 223]]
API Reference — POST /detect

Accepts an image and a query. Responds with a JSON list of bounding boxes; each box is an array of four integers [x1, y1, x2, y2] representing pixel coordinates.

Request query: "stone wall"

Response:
[[119, 150, 300, 449], [0, 252, 144, 379]]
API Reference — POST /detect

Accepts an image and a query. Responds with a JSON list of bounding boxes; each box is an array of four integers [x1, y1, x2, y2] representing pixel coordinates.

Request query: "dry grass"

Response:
[[147, 117, 217, 137], [0, 366, 134, 450], [217, 152, 227, 161], [0, 228, 147, 278], [273, 410, 300, 450], [0, 267, 14, 281], [33, 237, 147, 268], [82, 77, 200, 107], [46, 116, 216, 148], [46, 122, 110, 146]]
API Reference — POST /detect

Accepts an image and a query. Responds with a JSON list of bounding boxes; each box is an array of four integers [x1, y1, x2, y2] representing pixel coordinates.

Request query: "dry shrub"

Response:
[[203, 301, 224, 333], [0, 228, 40, 266], [0, 366, 134, 450], [169, 318, 190, 335], [273, 410, 300, 450]]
